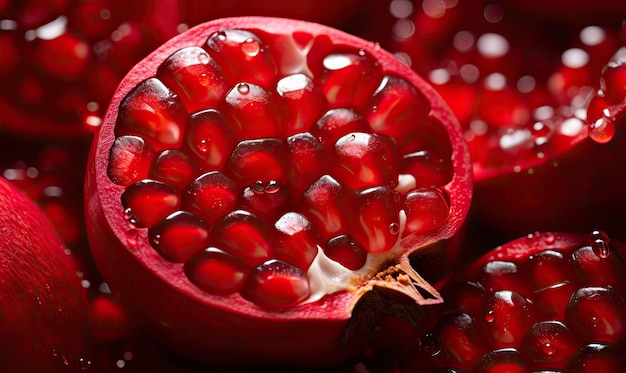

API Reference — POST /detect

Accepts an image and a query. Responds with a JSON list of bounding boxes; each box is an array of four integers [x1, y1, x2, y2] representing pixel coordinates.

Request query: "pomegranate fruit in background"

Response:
[[0, 0, 181, 138], [0, 177, 94, 371], [84, 16, 472, 368], [375, 0, 626, 242], [399, 231, 626, 372]]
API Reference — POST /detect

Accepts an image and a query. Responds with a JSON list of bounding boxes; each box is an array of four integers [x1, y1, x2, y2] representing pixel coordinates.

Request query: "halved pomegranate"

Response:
[[0, 177, 94, 371], [399, 231, 626, 372], [85, 16, 472, 368]]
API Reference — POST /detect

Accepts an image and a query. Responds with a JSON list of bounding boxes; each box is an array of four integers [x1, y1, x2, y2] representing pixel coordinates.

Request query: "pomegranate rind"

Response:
[[0, 178, 94, 371], [85, 16, 472, 367]]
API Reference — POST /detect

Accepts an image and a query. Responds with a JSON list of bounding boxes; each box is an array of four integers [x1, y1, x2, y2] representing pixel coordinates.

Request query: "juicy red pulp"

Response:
[[106, 23, 457, 311], [402, 232, 626, 372]]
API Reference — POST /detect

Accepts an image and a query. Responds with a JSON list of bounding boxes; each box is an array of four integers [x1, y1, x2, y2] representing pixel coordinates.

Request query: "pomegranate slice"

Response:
[[85, 17, 472, 368], [399, 231, 626, 372], [0, 177, 94, 371]]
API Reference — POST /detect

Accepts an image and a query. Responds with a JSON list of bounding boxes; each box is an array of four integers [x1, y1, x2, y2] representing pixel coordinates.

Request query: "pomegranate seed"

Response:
[[352, 186, 400, 254], [107, 135, 155, 187], [532, 281, 579, 321], [116, 78, 187, 150], [600, 62, 626, 105], [206, 29, 277, 87], [184, 109, 237, 171], [481, 291, 534, 348], [149, 211, 210, 263], [324, 234, 368, 270], [434, 313, 489, 367], [479, 261, 531, 298], [403, 187, 450, 235], [519, 321, 582, 370], [285, 132, 329, 196], [525, 250, 575, 290], [320, 50, 382, 109], [310, 108, 369, 147], [121, 180, 179, 228], [273, 212, 320, 271], [333, 132, 399, 190], [240, 260, 311, 310], [240, 182, 290, 220], [568, 343, 626, 372], [299, 175, 352, 240], [565, 286, 626, 343], [400, 150, 453, 188], [156, 46, 229, 113], [474, 349, 527, 373], [222, 82, 287, 140], [184, 247, 250, 295], [442, 281, 488, 317], [210, 210, 274, 267], [276, 73, 328, 136], [570, 245, 626, 292], [365, 75, 431, 143], [181, 171, 238, 224], [32, 32, 90, 77], [149, 149, 200, 188], [224, 138, 289, 187]]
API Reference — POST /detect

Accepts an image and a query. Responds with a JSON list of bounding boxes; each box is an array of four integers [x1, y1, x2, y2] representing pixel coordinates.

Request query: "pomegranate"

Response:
[[84, 16, 472, 368], [376, 1, 626, 240], [0, 0, 180, 138], [0, 177, 94, 371], [399, 231, 626, 372]]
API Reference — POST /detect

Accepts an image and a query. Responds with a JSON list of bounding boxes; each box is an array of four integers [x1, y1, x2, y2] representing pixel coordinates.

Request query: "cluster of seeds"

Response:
[[107, 28, 454, 310], [411, 231, 626, 371]]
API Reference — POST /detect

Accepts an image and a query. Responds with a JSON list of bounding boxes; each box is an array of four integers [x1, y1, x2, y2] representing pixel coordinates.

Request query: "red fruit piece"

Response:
[[206, 29, 277, 87], [333, 132, 399, 190], [181, 171, 238, 224], [240, 260, 311, 311], [107, 135, 155, 187], [121, 179, 179, 228], [156, 46, 229, 113], [403, 187, 450, 236], [184, 247, 250, 295], [404, 232, 626, 372], [184, 109, 238, 171], [149, 149, 200, 187], [115, 78, 188, 150], [222, 82, 288, 140], [85, 17, 472, 368]]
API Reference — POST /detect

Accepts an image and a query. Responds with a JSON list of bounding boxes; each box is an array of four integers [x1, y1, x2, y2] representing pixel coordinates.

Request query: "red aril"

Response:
[[0, 0, 180, 138], [85, 16, 472, 368], [399, 231, 626, 372], [0, 177, 94, 371]]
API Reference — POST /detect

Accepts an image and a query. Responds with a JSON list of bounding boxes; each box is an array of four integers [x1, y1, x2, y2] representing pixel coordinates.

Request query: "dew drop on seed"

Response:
[[588, 230, 611, 258], [389, 222, 400, 235], [544, 232, 556, 245], [126, 229, 139, 248], [237, 83, 250, 95], [589, 116, 615, 144], [241, 38, 260, 57], [265, 180, 280, 194], [197, 52, 210, 65], [485, 309, 495, 323], [251, 180, 265, 194]]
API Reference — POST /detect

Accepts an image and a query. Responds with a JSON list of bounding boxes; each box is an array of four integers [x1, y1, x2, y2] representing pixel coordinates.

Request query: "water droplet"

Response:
[[241, 38, 260, 57], [544, 232, 556, 245], [151, 234, 161, 246], [197, 52, 210, 64], [79, 357, 92, 371], [237, 82, 250, 95], [542, 342, 555, 356], [216, 31, 227, 41], [247, 181, 262, 194], [589, 116, 615, 144], [389, 222, 400, 235], [485, 309, 495, 323], [265, 180, 280, 194], [588, 230, 611, 258]]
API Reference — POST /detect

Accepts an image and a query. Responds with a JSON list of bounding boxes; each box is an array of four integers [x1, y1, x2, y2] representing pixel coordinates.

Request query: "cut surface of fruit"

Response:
[[85, 16, 472, 367], [401, 231, 626, 372]]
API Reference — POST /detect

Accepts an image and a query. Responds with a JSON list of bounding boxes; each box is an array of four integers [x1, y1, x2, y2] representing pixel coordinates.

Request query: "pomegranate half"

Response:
[[84, 17, 472, 368]]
